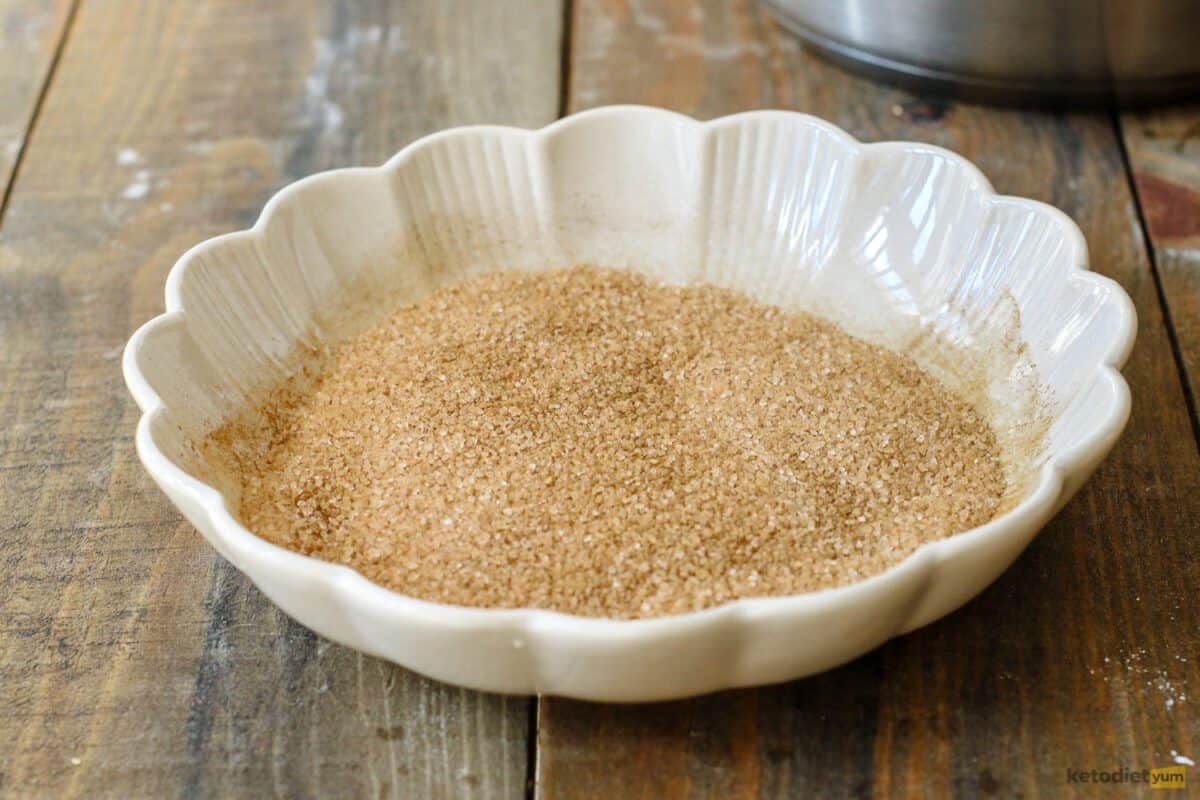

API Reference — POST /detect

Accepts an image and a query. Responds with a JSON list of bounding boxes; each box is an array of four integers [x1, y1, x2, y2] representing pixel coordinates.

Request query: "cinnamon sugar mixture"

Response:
[[208, 266, 1004, 618]]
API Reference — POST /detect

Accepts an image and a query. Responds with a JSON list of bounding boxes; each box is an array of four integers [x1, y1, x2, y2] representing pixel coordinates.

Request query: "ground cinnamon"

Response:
[[208, 266, 1004, 619]]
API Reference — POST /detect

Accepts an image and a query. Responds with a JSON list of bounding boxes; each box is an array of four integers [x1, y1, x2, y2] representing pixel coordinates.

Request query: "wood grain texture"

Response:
[[1120, 105, 1200, 426], [0, 0, 560, 796], [537, 2, 1200, 797], [0, 0, 75, 195]]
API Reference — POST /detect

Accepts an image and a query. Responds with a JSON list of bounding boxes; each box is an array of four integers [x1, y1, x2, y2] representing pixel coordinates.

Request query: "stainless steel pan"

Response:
[[761, 0, 1200, 104]]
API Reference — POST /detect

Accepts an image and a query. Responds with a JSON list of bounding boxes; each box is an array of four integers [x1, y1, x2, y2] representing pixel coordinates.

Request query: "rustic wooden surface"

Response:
[[0, 0, 76, 196], [1121, 105, 1200, 428], [0, 0, 1196, 797], [0, 1, 559, 797]]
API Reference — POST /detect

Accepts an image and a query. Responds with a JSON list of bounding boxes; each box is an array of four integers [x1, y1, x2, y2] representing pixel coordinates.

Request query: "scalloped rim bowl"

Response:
[[123, 106, 1135, 702]]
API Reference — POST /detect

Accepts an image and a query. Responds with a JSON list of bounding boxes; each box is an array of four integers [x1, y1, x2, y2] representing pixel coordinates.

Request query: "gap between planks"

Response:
[[1113, 111, 1200, 452], [0, 0, 83, 230], [529, 3, 577, 797]]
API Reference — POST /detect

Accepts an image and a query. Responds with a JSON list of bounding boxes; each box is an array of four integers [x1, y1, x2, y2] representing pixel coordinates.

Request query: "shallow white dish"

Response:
[[124, 106, 1135, 702]]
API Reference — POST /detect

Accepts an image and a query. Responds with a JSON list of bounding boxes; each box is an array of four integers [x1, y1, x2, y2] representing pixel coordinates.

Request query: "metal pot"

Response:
[[761, 0, 1200, 105]]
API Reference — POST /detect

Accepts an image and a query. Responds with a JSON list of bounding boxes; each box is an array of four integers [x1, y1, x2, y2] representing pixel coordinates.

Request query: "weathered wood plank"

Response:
[[537, 2, 1200, 797], [0, 0, 559, 796], [1120, 105, 1200, 425], [0, 0, 75, 196]]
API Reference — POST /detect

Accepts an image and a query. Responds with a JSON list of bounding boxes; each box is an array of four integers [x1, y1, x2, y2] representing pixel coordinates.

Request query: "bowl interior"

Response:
[[138, 111, 1130, 526]]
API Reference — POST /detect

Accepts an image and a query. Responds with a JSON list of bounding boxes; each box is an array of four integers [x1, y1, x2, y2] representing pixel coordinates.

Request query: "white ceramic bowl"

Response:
[[123, 106, 1135, 702]]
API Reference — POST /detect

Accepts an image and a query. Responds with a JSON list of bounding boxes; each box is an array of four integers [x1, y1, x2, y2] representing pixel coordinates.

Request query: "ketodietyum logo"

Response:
[[1065, 765, 1186, 789]]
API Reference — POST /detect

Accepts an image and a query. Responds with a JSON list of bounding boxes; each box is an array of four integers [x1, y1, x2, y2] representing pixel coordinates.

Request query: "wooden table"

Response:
[[1, 1, 1196, 796]]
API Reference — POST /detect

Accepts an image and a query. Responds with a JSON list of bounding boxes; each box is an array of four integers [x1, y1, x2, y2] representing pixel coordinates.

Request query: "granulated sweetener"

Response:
[[208, 266, 1004, 619]]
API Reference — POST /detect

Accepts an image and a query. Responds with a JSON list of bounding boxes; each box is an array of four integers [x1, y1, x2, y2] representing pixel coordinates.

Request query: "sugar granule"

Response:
[[208, 266, 1005, 619]]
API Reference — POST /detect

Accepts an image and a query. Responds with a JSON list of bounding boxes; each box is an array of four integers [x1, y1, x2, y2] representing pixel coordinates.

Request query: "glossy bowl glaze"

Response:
[[123, 106, 1135, 702]]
